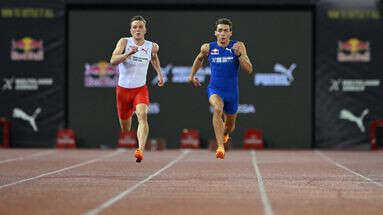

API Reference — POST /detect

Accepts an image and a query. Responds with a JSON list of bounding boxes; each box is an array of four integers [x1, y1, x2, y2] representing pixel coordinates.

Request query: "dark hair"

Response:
[[130, 15, 147, 26], [215, 18, 232, 31]]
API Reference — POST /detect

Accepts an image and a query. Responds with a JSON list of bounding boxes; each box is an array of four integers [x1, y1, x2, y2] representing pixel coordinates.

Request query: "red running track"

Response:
[[0, 149, 382, 215]]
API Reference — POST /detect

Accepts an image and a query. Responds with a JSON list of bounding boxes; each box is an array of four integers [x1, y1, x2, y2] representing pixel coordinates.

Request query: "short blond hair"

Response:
[[130, 15, 146, 26]]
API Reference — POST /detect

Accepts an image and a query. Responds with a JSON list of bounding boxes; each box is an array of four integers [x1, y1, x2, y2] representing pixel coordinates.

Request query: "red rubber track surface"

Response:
[[0, 149, 382, 215]]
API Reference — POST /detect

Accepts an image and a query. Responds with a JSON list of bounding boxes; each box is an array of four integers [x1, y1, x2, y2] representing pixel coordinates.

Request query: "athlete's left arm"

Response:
[[150, 43, 164, 87], [233, 42, 253, 75]]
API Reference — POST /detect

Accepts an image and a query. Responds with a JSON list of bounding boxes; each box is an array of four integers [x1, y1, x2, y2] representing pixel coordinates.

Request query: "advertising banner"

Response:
[[315, 0, 383, 148], [0, 2, 65, 147], [69, 10, 312, 148]]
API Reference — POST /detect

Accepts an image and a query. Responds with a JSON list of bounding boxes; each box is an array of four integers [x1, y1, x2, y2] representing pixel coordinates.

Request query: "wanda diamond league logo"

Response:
[[337, 38, 370, 62], [11, 37, 44, 61]]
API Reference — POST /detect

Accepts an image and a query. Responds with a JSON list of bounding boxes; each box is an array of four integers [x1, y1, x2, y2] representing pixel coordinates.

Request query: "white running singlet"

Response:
[[118, 37, 152, 88]]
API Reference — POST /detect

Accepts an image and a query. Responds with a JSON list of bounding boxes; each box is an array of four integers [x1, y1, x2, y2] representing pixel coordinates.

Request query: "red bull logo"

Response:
[[11, 37, 44, 61], [84, 60, 118, 87], [337, 38, 370, 62], [211, 48, 219, 55]]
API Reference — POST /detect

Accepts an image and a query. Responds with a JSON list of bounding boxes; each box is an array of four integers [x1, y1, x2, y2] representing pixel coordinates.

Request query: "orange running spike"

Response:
[[216, 147, 225, 159], [135, 149, 143, 163]]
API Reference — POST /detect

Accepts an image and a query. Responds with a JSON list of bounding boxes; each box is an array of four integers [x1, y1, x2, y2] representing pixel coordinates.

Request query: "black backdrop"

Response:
[[315, 0, 383, 148], [0, 2, 65, 147], [68, 10, 312, 148]]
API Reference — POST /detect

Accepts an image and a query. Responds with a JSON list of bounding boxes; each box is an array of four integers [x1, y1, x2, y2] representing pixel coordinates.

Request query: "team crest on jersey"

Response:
[[211, 48, 219, 55]]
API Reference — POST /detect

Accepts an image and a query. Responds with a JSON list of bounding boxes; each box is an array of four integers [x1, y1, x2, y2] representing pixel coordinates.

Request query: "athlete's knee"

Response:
[[212, 105, 223, 115], [228, 123, 235, 132], [121, 124, 130, 131], [119, 119, 131, 131], [136, 110, 148, 122]]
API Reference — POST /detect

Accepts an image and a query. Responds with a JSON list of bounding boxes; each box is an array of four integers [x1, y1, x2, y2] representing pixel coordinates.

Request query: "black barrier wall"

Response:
[[0, 2, 65, 147], [315, 0, 383, 148], [69, 9, 312, 148]]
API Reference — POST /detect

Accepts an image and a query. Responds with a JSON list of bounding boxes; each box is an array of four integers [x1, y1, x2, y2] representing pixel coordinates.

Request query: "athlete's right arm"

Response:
[[110, 38, 137, 66], [189, 43, 209, 87]]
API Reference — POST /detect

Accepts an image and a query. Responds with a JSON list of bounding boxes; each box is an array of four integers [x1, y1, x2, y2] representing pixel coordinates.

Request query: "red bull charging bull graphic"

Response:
[[84, 60, 118, 87], [11, 37, 44, 61], [337, 38, 370, 62]]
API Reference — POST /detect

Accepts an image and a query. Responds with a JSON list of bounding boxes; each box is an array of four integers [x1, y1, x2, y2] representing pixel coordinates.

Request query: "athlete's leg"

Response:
[[135, 103, 149, 151], [209, 94, 225, 150], [224, 113, 237, 136], [116, 86, 134, 133], [223, 113, 237, 149], [132, 86, 149, 162], [119, 117, 132, 132], [222, 92, 238, 145]]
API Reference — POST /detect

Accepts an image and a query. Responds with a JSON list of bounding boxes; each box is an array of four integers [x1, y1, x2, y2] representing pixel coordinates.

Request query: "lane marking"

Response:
[[85, 150, 191, 215], [315, 150, 383, 188], [0, 150, 55, 164], [250, 150, 273, 215], [0, 150, 123, 190]]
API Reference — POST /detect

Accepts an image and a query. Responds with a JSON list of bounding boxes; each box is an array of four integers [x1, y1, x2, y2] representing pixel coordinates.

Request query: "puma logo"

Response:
[[12, 107, 41, 132], [255, 63, 297, 86], [273, 63, 296, 82], [140, 48, 148, 54], [339, 108, 369, 132]]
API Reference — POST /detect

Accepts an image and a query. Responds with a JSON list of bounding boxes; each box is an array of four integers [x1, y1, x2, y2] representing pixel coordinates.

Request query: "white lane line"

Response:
[[315, 150, 383, 189], [250, 150, 273, 215], [85, 149, 191, 215], [0, 150, 55, 164], [0, 150, 123, 190]]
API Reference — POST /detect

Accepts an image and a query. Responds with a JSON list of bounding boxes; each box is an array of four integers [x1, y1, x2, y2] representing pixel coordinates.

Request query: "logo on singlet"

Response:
[[225, 48, 232, 54], [140, 47, 148, 54], [211, 56, 234, 63], [131, 56, 149, 63], [211, 48, 219, 55]]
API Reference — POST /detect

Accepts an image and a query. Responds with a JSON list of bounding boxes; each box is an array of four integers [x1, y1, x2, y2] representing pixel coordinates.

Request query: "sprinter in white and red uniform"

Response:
[[110, 15, 164, 162]]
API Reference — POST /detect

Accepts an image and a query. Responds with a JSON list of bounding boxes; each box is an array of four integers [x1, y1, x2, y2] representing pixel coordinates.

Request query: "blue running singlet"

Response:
[[207, 40, 240, 114]]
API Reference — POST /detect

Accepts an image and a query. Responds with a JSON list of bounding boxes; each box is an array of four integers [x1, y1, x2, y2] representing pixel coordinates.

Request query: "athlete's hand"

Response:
[[189, 76, 201, 87], [232, 42, 243, 57], [127, 46, 138, 56], [157, 75, 164, 87]]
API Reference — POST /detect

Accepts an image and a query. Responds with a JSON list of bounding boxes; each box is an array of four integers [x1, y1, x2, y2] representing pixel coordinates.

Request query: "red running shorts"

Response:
[[116, 85, 149, 120]]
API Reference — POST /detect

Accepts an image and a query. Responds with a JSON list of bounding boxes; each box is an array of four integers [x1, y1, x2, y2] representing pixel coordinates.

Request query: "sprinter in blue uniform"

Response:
[[189, 18, 253, 159]]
